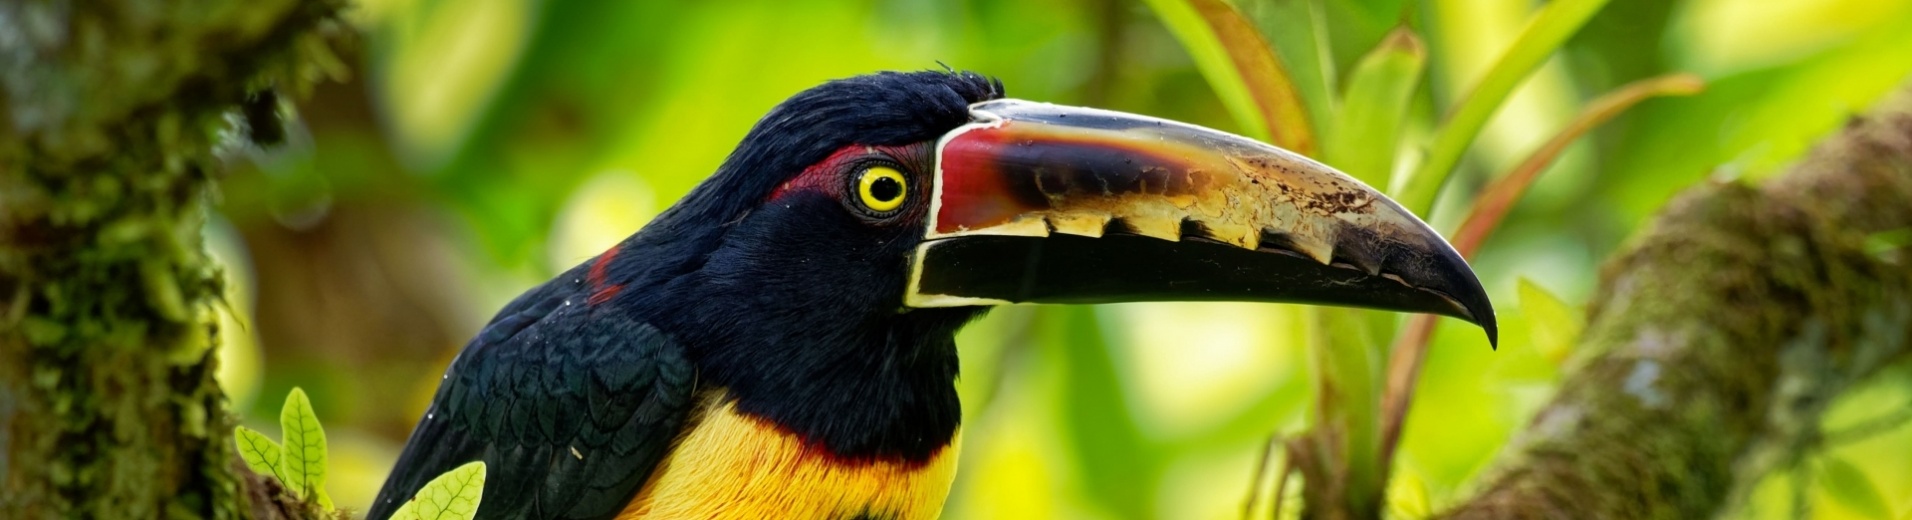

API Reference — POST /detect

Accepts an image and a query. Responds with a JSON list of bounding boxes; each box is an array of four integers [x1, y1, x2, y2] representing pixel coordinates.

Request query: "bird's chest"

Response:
[[618, 396, 960, 520]]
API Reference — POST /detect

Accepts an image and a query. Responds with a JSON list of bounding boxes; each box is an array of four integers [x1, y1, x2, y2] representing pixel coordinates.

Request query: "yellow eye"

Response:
[[856, 166, 908, 213]]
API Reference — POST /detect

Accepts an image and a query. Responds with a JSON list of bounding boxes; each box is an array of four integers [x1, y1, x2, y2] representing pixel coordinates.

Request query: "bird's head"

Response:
[[645, 70, 1493, 341], [615, 70, 1494, 458]]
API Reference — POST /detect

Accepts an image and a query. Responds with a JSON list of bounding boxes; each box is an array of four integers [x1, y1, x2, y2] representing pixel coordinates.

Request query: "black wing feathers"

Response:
[[368, 283, 694, 520]]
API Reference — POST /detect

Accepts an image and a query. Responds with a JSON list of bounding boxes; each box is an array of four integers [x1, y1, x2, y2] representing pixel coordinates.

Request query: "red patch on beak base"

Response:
[[934, 124, 1030, 234]]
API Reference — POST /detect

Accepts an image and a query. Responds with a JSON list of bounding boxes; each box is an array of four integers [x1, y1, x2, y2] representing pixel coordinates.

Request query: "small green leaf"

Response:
[[1387, 468, 1432, 519], [232, 426, 287, 482], [1818, 456, 1892, 519], [390, 461, 488, 520], [279, 387, 327, 500], [1865, 227, 1912, 260], [1518, 278, 1583, 366]]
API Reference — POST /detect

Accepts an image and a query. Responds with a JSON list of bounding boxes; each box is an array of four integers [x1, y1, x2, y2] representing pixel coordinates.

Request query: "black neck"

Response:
[[662, 304, 980, 463]]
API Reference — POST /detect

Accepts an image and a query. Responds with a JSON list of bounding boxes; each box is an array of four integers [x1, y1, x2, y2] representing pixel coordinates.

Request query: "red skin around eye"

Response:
[[766, 144, 929, 203], [768, 146, 876, 202]]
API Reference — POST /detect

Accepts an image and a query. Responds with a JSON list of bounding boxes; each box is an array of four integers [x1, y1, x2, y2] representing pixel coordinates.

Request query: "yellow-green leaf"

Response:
[[389, 461, 488, 520], [1141, 0, 1315, 154], [1387, 468, 1432, 519], [1865, 227, 1912, 260], [279, 387, 327, 500], [1325, 26, 1425, 189], [1309, 306, 1387, 508], [232, 426, 286, 483], [1518, 278, 1582, 366], [1818, 456, 1892, 520]]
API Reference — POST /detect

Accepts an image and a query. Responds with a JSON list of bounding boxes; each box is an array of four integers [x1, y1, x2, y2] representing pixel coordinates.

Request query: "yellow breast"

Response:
[[618, 394, 960, 520]]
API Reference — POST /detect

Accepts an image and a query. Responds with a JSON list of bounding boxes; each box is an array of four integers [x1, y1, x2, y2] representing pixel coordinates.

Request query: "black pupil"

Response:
[[869, 175, 903, 203]]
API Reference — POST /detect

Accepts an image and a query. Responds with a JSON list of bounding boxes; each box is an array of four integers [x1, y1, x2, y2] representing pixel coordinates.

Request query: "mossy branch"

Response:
[[1, 1, 348, 518], [1440, 84, 1912, 519]]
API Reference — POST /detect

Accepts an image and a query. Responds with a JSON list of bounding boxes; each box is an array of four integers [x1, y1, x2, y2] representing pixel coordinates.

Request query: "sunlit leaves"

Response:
[[1670, 0, 1912, 76], [232, 387, 334, 511], [1309, 306, 1387, 514], [1864, 228, 1912, 262], [280, 387, 329, 503], [389, 461, 488, 520], [1141, 0, 1316, 154], [1046, 306, 1159, 515], [1448, 74, 1707, 257], [234, 426, 287, 482], [376, 0, 535, 167], [1517, 278, 1581, 366], [1323, 26, 1424, 189], [1386, 467, 1433, 520], [1818, 456, 1893, 519], [1244, 0, 1338, 140], [1395, 0, 1614, 214]]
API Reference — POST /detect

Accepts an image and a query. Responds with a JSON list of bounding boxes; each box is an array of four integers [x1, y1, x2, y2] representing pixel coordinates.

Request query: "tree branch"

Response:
[[1441, 84, 1912, 519], [1, 1, 346, 518]]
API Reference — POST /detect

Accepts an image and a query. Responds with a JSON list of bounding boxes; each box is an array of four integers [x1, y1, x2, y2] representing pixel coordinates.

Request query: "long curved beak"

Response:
[[905, 99, 1496, 346]]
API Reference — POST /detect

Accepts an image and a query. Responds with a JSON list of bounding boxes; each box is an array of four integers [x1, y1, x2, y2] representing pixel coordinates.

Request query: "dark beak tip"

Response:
[[1480, 312, 1500, 351], [1436, 249, 1497, 351], [1462, 284, 1498, 351]]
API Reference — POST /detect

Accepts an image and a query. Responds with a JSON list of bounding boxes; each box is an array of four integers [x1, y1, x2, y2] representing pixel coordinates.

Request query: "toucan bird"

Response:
[[368, 70, 1495, 520]]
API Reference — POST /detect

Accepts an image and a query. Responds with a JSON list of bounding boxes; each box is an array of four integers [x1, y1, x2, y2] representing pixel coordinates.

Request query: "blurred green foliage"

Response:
[[209, 0, 1912, 517]]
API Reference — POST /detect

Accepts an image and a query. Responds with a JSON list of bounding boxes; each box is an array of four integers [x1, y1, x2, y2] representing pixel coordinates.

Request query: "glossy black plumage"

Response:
[[369, 71, 1004, 519], [366, 262, 694, 519]]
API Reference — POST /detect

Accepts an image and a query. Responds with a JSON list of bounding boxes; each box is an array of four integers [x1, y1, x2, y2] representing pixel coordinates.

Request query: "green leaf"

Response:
[[1048, 306, 1159, 515], [389, 461, 488, 520], [279, 387, 327, 501], [1518, 278, 1583, 366], [1395, 0, 1613, 213], [1386, 468, 1432, 520], [1246, 0, 1339, 134], [232, 426, 287, 483], [1309, 306, 1389, 514], [1447, 74, 1706, 257], [1865, 227, 1912, 260], [1142, 0, 1317, 154], [1818, 456, 1892, 520], [1323, 26, 1426, 189]]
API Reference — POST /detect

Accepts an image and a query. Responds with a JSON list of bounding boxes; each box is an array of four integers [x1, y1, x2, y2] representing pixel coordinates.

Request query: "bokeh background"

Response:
[[212, 0, 1912, 518]]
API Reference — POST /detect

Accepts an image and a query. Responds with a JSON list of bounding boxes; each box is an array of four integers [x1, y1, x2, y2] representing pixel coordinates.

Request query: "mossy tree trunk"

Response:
[[0, 1, 344, 518], [1441, 86, 1912, 519]]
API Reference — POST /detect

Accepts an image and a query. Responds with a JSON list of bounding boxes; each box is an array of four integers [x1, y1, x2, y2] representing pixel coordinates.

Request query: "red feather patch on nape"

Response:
[[587, 246, 624, 305]]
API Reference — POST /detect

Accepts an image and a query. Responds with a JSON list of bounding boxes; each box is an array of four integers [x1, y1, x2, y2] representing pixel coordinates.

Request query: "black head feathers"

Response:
[[667, 70, 1004, 224]]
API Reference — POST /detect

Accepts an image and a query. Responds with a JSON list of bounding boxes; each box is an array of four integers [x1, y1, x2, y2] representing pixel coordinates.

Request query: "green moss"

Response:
[[0, 0, 348, 518], [1443, 93, 1912, 519]]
